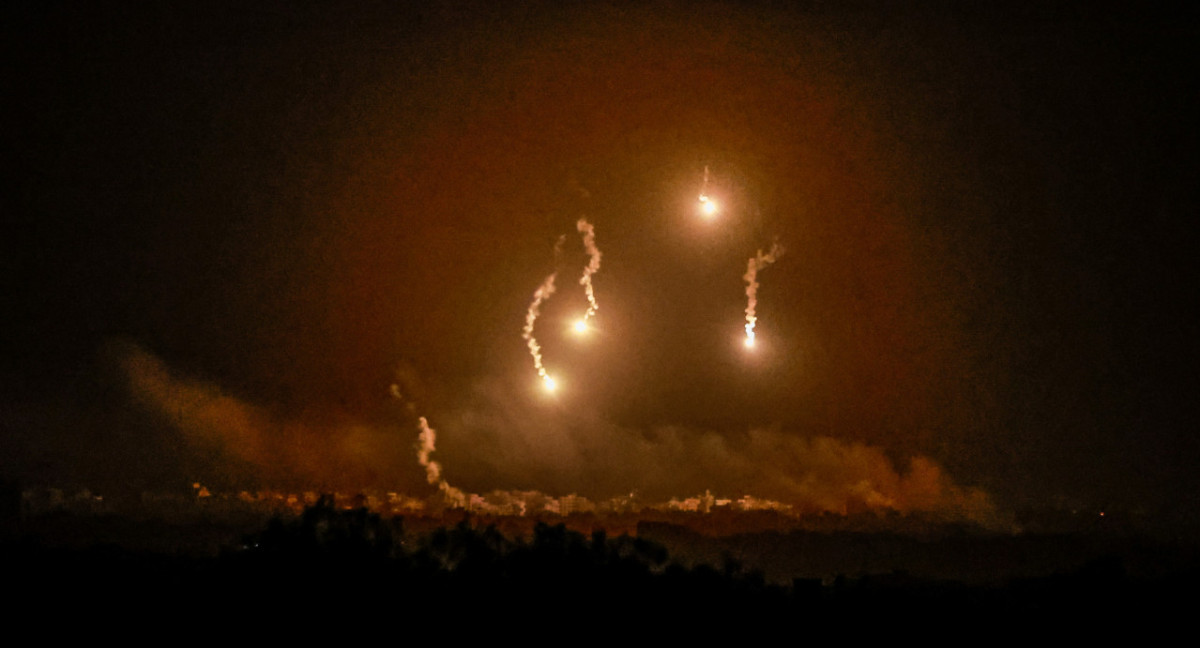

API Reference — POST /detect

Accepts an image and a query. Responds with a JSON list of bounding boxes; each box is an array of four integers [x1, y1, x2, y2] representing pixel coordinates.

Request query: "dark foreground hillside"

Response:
[[3, 500, 1197, 635]]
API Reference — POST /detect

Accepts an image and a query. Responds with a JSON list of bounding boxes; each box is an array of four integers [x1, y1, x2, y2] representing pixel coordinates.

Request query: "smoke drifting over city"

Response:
[[116, 341, 995, 526]]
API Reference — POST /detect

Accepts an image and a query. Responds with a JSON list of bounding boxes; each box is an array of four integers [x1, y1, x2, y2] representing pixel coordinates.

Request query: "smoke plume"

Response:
[[523, 271, 559, 387], [521, 236, 566, 389], [743, 241, 785, 347], [114, 340, 412, 489], [113, 342, 1000, 528], [436, 378, 1000, 527], [576, 218, 603, 322], [416, 416, 467, 507]]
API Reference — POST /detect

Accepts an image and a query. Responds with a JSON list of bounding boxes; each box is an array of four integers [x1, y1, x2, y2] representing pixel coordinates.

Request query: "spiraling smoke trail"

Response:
[[522, 235, 566, 390], [743, 241, 784, 348], [576, 218, 602, 323]]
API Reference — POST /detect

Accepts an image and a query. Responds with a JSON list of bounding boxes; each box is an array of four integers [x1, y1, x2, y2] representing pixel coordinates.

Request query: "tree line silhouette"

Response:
[[4, 496, 1193, 631]]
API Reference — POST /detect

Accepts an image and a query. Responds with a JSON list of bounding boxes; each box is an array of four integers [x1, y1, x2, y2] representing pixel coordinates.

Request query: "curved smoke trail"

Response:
[[522, 235, 566, 389], [743, 241, 784, 347], [415, 416, 442, 484], [416, 416, 466, 506], [390, 381, 467, 506], [576, 218, 602, 322]]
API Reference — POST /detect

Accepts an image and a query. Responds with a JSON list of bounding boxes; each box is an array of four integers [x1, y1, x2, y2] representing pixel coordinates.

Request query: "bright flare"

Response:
[[543, 376, 558, 392], [574, 319, 588, 333], [698, 166, 717, 216], [744, 334, 756, 348]]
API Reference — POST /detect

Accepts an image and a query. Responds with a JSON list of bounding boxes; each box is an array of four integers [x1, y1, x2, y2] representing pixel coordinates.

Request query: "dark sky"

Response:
[[3, 1, 1197, 521]]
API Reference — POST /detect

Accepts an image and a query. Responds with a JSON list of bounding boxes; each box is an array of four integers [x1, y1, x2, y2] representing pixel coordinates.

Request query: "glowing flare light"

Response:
[[698, 165, 717, 217]]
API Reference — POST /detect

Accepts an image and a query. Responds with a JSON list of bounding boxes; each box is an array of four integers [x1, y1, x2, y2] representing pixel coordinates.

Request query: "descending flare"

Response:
[[698, 165, 718, 217], [743, 241, 785, 348], [523, 236, 565, 390], [576, 218, 602, 323]]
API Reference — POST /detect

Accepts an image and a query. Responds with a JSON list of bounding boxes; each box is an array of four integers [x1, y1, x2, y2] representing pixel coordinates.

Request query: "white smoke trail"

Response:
[[522, 235, 566, 389], [415, 416, 467, 506], [388, 384, 467, 507], [416, 416, 441, 484], [743, 241, 784, 347], [576, 218, 602, 323]]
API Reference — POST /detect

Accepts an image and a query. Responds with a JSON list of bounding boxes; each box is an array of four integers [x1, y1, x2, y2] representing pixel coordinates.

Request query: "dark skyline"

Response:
[[3, 2, 1197, 524]]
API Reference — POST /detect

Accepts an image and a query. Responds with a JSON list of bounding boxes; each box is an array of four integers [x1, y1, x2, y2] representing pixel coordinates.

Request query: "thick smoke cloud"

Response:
[[442, 378, 998, 525], [115, 340, 415, 490], [115, 342, 998, 526]]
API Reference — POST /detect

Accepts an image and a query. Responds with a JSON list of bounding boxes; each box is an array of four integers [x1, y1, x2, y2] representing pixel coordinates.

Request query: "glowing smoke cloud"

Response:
[[576, 218, 602, 324], [523, 236, 566, 390], [743, 241, 785, 348]]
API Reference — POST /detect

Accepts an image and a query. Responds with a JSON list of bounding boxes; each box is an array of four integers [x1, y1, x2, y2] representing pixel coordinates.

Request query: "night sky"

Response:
[[3, 2, 1197, 523]]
